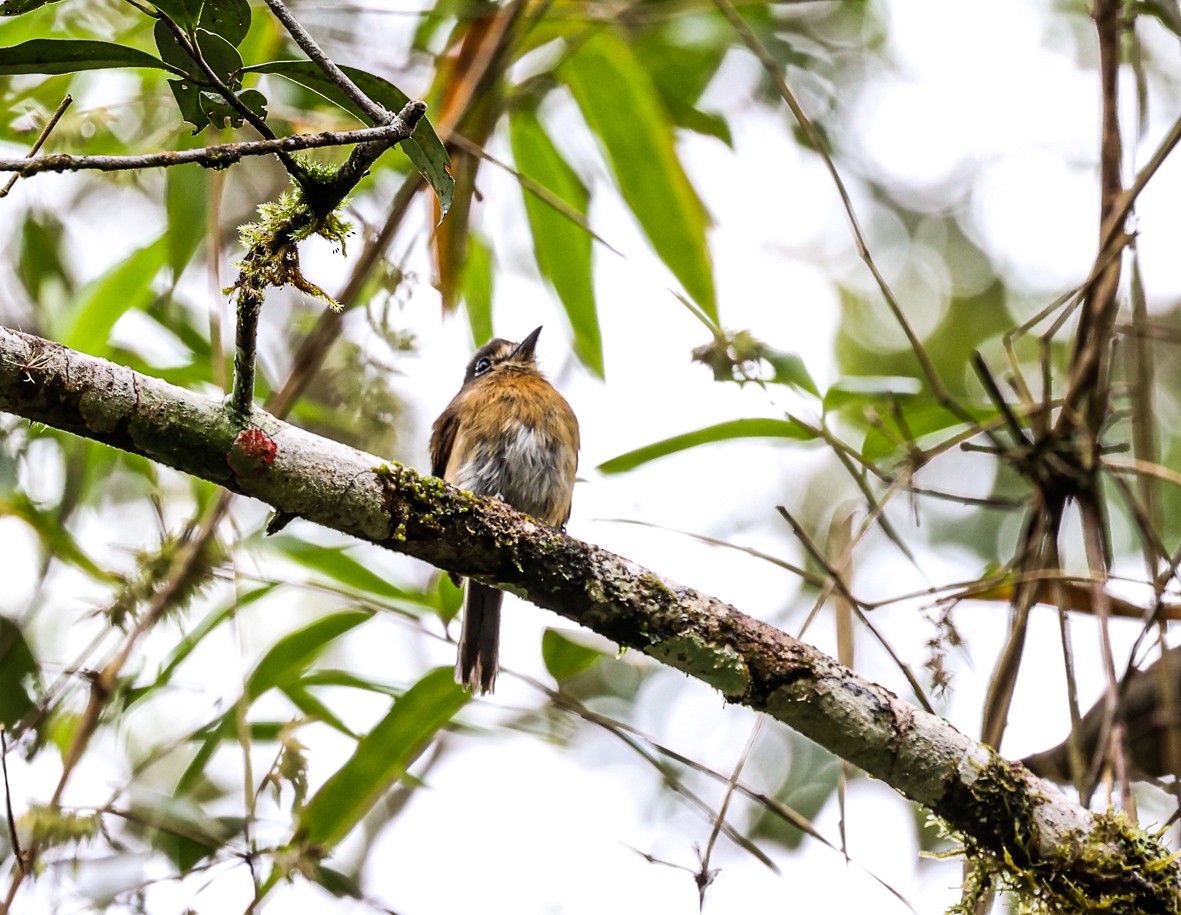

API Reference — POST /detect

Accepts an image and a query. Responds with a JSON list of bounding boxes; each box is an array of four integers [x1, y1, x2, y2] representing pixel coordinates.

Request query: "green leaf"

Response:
[[246, 610, 372, 701], [154, 585, 276, 688], [0, 617, 37, 728], [461, 231, 493, 347], [0, 492, 110, 580], [562, 32, 716, 322], [823, 376, 924, 409], [198, 86, 265, 129], [168, 78, 209, 132], [58, 236, 168, 354], [165, 166, 209, 278], [542, 628, 605, 681], [762, 347, 819, 396], [268, 535, 427, 606], [0, 0, 64, 16], [199, 0, 251, 47], [282, 683, 357, 738], [152, 0, 204, 30], [154, 21, 243, 86], [246, 60, 453, 217], [295, 667, 467, 850], [0, 39, 179, 75], [509, 109, 603, 377], [599, 418, 816, 474], [17, 209, 73, 306]]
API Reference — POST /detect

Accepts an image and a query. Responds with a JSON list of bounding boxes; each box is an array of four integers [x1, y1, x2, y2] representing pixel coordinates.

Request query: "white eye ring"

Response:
[[474, 357, 493, 375]]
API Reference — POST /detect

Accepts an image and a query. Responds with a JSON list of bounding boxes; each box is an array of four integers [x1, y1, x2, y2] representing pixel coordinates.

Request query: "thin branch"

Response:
[[0, 93, 71, 197], [0, 123, 422, 178], [262, 0, 391, 126]]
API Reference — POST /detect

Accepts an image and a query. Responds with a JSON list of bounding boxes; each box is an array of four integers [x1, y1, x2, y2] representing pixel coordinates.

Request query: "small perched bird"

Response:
[[430, 326, 579, 694]]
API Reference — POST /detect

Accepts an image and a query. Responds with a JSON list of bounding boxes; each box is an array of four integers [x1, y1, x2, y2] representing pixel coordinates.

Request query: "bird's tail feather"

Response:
[[457, 583, 502, 694]]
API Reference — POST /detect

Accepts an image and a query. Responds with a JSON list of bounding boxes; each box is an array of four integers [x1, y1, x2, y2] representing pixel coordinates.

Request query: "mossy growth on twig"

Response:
[[232, 168, 354, 310]]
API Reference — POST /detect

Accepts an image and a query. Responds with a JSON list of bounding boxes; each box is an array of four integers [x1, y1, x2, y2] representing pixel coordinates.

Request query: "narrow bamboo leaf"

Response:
[[58, 236, 168, 353], [822, 376, 923, 410], [461, 231, 494, 346], [510, 109, 602, 377], [0, 39, 180, 75], [245, 61, 453, 217], [282, 683, 357, 738], [599, 418, 816, 474], [542, 628, 605, 681], [268, 535, 427, 605], [155, 585, 276, 687], [165, 165, 208, 278], [1, 492, 111, 580], [246, 610, 372, 701], [562, 32, 716, 322], [295, 667, 467, 850]]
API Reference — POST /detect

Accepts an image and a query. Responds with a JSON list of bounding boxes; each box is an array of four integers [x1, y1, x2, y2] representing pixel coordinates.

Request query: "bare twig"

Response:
[[0, 123, 422, 178], [262, 0, 391, 126], [0, 94, 72, 198]]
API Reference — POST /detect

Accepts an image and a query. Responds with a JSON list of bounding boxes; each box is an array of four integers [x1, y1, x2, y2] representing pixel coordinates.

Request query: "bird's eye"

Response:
[[474, 357, 493, 375]]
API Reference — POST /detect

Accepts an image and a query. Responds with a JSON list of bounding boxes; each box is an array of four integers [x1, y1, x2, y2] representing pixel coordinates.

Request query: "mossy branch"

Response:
[[0, 325, 1179, 911]]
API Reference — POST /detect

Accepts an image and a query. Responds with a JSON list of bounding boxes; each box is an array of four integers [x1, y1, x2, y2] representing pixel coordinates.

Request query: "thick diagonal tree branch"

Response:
[[0, 325, 1178, 910]]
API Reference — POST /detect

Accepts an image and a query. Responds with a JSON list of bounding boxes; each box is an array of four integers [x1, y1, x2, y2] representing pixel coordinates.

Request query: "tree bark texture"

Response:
[[1, 325, 1178, 910]]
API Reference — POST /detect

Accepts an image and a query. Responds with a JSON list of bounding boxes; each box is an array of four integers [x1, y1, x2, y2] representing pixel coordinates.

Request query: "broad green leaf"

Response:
[[199, 0, 251, 47], [562, 32, 716, 322], [0, 617, 36, 728], [599, 418, 816, 474], [268, 535, 428, 606], [461, 231, 493, 347], [246, 61, 453, 217], [510, 109, 603, 377], [165, 165, 209, 278], [246, 610, 372, 701], [542, 628, 605, 681], [154, 21, 243, 86], [168, 78, 209, 132], [198, 86, 266, 129], [153, 0, 204, 30], [0, 0, 63, 16], [295, 667, 467, 850], [58, 236, 168, 353], [0, 39, 180, 75]]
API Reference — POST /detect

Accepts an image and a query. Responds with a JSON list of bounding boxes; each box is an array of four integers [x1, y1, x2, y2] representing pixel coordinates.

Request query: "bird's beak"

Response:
[[511, 326, 543, 362]]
